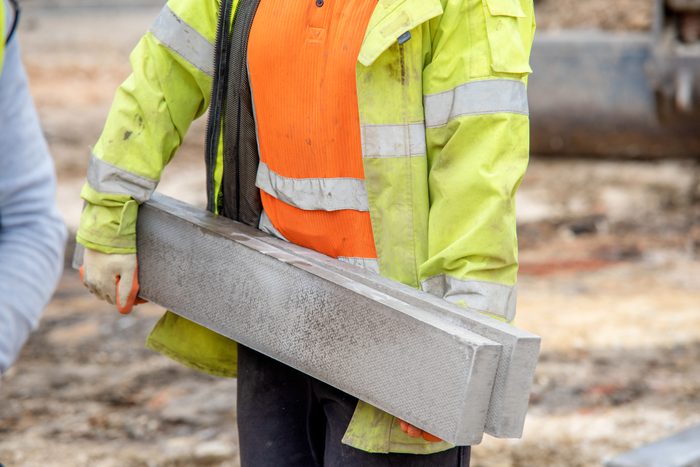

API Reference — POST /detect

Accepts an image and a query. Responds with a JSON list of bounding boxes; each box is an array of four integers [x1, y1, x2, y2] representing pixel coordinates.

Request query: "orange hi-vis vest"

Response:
[[247, 0, 377, 262]]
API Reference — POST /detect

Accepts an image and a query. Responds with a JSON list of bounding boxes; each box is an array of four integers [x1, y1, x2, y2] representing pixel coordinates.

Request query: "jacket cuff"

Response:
[[75, 234, 137, 255], [78, 188, 139, 253]]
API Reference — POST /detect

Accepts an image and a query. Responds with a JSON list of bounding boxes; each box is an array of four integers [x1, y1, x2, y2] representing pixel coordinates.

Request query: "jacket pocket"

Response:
[[482, 0, 533, 74]]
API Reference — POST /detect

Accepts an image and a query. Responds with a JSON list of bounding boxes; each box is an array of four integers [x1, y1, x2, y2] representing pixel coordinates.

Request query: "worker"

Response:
[[0, 0, 67, 376], [78, 0, 535, 464]]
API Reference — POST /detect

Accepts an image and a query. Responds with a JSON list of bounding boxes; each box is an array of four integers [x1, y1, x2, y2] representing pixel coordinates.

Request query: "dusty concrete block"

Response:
[[135, 194, 504, 445]]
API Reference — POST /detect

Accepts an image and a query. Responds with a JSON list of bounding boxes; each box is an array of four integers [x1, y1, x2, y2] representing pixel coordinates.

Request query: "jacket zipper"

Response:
[[205, 0, 234, 213]]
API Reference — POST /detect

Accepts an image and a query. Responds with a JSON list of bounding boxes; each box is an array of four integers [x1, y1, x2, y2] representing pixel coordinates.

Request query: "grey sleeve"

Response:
[[0, 35, 67, 374]]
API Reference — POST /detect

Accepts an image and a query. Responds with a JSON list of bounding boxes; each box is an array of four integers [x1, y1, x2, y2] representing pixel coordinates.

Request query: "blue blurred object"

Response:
[[0, 23, 67, 374]]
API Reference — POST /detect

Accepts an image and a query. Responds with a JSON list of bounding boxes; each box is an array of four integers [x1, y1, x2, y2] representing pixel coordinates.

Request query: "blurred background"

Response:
[[1, 0, 699, 465]]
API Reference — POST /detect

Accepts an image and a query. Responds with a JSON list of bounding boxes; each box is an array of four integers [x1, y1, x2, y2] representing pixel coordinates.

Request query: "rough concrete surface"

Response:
[[1, 2, 700, 467], [136, 197, 504, 445]]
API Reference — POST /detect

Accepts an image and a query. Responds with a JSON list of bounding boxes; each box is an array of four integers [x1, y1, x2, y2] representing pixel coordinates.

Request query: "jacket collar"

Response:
[[358, 0, 443, 67]]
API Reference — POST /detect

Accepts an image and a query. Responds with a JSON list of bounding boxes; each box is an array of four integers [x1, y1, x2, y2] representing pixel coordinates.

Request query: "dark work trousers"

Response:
[[237, 345, 471, 467]]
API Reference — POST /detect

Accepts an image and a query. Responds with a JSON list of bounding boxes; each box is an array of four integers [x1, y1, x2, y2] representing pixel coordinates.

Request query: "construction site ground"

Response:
[[2, 2, 699, 466]]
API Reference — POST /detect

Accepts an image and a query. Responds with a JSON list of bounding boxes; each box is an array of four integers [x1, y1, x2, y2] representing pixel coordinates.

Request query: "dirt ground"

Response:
[[535, 0, 655, 31], [1, 2, 699, 467]]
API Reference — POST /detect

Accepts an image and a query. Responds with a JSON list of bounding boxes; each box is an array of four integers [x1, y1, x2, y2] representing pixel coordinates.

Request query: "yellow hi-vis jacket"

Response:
[[77, 0, 536, 454], [1, 1, 5, 71]]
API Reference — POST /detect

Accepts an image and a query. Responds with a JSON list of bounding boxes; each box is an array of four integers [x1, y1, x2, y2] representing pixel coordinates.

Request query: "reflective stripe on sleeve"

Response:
[[360, 123, 426, 158], [421, 275, 517, 321], [338, 257, 380, 274], [149, 5, 215, 77], [256, 162, 369, 212], [86, 154, 158, 203], [424, 79, 529, 128]]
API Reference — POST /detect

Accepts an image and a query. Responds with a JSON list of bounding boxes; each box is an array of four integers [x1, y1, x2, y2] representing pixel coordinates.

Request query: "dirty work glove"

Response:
[[399, 419, 443, 442], [80, 248, 144, 314]]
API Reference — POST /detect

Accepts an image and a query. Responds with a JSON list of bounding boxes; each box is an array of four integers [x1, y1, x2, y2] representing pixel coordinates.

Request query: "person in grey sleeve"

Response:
[[0, 0, 67, 375]]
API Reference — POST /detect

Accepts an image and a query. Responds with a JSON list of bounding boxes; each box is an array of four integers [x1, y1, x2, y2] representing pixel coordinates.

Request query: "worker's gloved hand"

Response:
[[398, 419, 443, 442], [80, 248, 144, 314]]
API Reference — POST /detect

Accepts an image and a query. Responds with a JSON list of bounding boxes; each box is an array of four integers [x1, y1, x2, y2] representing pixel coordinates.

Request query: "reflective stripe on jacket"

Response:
[[77, 0, 536, 454]]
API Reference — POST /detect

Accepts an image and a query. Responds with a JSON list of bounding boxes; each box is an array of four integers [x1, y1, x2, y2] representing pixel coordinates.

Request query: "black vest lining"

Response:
[[205, 0, 262, 228]]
